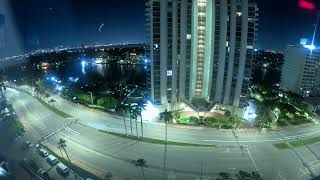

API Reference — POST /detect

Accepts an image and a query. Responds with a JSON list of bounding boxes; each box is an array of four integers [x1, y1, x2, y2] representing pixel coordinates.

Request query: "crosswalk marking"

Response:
[[64, 124, 80, 135], [298, 166, 309, 177]]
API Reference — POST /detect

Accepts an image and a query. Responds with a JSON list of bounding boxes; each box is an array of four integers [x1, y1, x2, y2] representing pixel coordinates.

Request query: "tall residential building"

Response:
[[280, 45, 320, 97], [146, 0, 258, 107]]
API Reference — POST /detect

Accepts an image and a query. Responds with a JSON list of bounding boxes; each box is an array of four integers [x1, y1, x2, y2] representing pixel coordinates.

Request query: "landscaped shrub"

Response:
[[97, 96, 119, 109], [177, 116, 235, 129], [177, 116, 199, 125], [205, 117, 235, 129], [189, 116, 199, 124]]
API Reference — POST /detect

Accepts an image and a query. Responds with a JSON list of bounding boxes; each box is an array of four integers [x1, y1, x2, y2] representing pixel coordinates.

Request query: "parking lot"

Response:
[[22, 141, 75, 180]]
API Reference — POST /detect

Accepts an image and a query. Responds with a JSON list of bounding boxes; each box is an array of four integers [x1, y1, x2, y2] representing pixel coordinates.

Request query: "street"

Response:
[[5, 87, 320, 179]]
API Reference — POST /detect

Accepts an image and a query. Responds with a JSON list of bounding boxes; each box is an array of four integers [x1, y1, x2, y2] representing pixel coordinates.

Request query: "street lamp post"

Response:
[[88, 91, 93, 105], [311, 11, 320, 48], [313, 104, 320, 116]]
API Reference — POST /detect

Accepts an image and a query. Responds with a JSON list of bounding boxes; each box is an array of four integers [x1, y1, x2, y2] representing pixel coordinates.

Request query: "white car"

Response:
[[39, 148, 49, 157], [56, 163, 69, 176], [46, 155, 58, 165]]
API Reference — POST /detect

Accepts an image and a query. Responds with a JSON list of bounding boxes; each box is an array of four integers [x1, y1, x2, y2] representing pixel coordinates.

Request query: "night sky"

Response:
[[7, 0, 320, 51]]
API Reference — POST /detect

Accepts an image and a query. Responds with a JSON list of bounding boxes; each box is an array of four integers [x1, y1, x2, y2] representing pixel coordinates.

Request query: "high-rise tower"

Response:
[[146, 0, 258, 107]]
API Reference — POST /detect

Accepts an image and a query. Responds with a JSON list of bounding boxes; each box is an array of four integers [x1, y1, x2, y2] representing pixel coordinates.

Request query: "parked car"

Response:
[[37, 168, 53, 180], [56, 163, 69, 176], [39, 148, 49, 157], [22, 141, 33, 150], [46, 155, 58, 166], [20, 158, 42, 178]]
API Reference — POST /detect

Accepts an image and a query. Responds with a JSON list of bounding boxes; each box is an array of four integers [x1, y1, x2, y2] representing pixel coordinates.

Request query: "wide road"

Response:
[[25, 85, 320, 144], [5, 87, 320, 180]]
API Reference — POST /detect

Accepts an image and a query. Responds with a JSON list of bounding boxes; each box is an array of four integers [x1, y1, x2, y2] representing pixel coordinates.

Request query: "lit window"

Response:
[[226, 41, 229, 47], [154, 44, 159, 49], [187, 34, 192, 40], [237, 12, 242, 16], [167, 70, 172, 76], [248, 18, 254, 22], [247, 45, 253, 49]]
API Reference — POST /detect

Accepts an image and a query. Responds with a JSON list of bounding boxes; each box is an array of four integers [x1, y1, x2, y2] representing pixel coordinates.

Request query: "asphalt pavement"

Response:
[[5, 87, 320, 180]]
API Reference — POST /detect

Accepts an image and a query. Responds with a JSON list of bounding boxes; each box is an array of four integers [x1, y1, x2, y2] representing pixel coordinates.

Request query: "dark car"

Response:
[[20, 158, 38, 174], [20, 158, 44, 179], [37, 168, 53, 180]]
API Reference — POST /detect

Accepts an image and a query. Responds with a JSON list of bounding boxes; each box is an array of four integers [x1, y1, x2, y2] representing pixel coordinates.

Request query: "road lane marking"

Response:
[[64, 124, 80, 135], [10, 86, 320, 144], [277, 171, 286, 180], [203, 129, 320, 143], [246, 148, 259, 172], [298, 166, 309, 177], [13, 96, 47, 130], [168, 174, 176, 180]]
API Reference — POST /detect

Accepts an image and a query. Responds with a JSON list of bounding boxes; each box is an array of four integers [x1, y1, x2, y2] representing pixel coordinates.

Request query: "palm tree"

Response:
[[104, 172, 113, 180], [159, 109, 173, 144], [136, 99, 146, 139], [45, 93, 50, 103], [58, 138, 71, 163], [129, 105, 134, 136], [49, 99, 56, 107], [217, 172, 232, 180], [135, 159, 147, 180], [119, 103, 129, 136], [131, 105, 139, 138], [34, 86, 41, 97], [159, 109, 173, 171]]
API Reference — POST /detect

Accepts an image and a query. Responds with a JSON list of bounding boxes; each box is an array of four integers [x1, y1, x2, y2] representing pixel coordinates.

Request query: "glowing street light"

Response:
[[304, 44, 316, 50], [298, 0, 320, 56], [81, 61, 87, 74], [141, 101, 159, 120]]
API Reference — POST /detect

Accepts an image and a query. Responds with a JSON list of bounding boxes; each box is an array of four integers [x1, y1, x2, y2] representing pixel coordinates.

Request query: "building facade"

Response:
[[0, 14, 4, 49], [280, 45, 320, 97], [0, 0, 24, 58], [146, 0, 258, 107]]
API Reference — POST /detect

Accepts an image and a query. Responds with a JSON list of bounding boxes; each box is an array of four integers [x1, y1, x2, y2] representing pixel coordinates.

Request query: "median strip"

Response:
[[98, 130, 216, 147], [34, 96, 72, 118], [18, 88, 72, 118], [43, 145, 103, 180], [273, 136, 320, 149]]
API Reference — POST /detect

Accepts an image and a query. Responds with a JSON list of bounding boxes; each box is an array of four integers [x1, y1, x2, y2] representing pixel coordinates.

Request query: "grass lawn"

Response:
[[44, 146, 103, 180], [290, 136, 320, 147], [99, 130, 216, 147], [273, 136, 320, 149], [273, 142, 290, 149], [34, 96, 72, 118]]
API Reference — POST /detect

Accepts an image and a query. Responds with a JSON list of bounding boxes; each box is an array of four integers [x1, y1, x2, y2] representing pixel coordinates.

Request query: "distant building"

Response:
[[0, 14, 4, 49], [280, 45, 320, 97], [145, 0, 258, 107], [0, 0, 24, 58]]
